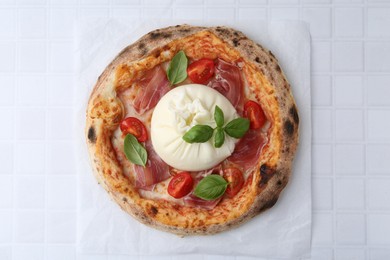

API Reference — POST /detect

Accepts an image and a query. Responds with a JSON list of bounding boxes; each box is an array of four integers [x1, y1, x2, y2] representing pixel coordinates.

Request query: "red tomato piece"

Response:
[[223, 167, 244, 198], [168, 172, 194, 199], [244, 100, 266, 129], [120, 117, 148, 142], [187, 58, 215, 84]]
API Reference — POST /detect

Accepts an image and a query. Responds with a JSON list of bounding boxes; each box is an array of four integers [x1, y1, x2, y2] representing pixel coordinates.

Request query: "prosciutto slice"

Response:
[[133, 65, 170, 114], [184, 194, 222, 210], [208, 58, 243, 108], [133, 141, 170, 190], [228, 130, 266, 171]]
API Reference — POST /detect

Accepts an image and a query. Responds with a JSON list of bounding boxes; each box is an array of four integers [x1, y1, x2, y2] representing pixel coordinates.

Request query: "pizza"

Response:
[[85, 25, 299, 236]]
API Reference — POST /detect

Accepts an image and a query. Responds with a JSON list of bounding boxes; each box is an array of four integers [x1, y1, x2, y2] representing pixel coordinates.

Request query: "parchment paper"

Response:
[[75, 19, 311, 258]]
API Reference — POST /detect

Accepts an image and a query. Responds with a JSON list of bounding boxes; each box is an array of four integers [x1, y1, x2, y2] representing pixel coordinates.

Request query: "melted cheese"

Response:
[[151, 84, 238, 171]]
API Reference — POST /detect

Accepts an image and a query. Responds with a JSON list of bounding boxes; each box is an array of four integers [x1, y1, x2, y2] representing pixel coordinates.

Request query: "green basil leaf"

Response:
[[167, 50, 188, 85], [194, 175, 228, 200], [123, 134, 147, 167], [214, 128, 225, 148], [214, 105, 224, 127], [224, 117, 250, 138], [182, 125, 214, 143]]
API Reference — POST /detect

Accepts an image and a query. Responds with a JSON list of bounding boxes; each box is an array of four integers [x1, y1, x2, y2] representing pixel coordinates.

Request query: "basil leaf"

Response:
[[224, 118, 250, 138], [183, 125, 214, 143], [167, 50, 188, 85], [123, 134, 147, 167], [214, 105, 224, 127], [214, 128, 225, 148], [194, 175, 228, 200]]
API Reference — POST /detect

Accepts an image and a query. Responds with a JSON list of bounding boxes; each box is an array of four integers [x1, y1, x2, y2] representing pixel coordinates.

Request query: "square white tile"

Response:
[[335, 144, 364, 175], [0, 74, 15, 106], [0, 108, 14, 140], [14, 175, 45, 209], [335, 109, 364, 141], [112, 8, 141, 22], [206, 8, 235, 20], [0, 142, 13, 175], [49, 41, 74, 72], [174, 7, 204, 20], [334, 7, 363, 38], [0, 9, 16, 39], [47, 75, 74, 106], [15, 142, 45, 174], [0, 175, 13, 208], [335, 248, 366, 260], [366, 42, 390, 71], [333, 42, 364, 72], [312, 144, 332, 176], [0, 211, 12, 243], [310, 248, 334, 260], [46, 246, 76, 260], [334, 76, 363, 106], [367, 8, 390, 38], [238, 8, 267, 20], [335, 178, 365, 210], [302, 7, 332, 38], [18, 41, 47, 72], [369, 249, 390, 260], [313, 178, 333, 210], [46, 211, 76, 243], [47, 175, 77, 209], [312, 213, 333, 245], [367, 214, 390, 245], [270, 7, 300, 20], [47, 108, 74, 140], [368, 110, 390, 141], [312, 75, 332, 106], [366, 144, 390, 175], [49, 8, 77, 39], [15, 108, 46, 140], [12, 245, 44, 260], [47, 142, 76, 174], [0, 247, 11, 260], [17, 74, 46, 106], [312, 41, 331, 72], [14, 210, 45, 243], [312, 109, 332, 141], [367, 75, 390, 106], [367, 179, 390, 210], [18, 8, 46, 39], [0, 42, 15, 72], [142, 8, 174, 19], [336, 213, 366, 244]]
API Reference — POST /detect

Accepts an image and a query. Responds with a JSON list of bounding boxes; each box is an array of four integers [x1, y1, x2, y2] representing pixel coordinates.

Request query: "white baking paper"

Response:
[[76, 19, 311, 259]]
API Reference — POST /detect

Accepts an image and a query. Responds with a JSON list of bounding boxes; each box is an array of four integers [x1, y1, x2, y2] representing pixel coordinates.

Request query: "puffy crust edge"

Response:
[[85, 24, 299, 236]]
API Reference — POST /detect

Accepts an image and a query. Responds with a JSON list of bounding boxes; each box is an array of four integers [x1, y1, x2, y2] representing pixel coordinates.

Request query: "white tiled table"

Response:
[[1, 1, 390, 259]]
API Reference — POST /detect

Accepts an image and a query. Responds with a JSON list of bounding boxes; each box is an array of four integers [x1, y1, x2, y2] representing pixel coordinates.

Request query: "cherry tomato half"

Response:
[[168, 172, 194, 199], [120, 117, 148, 142], [187, 58, 215, 84], [244, 100, 266, 129], [223, 167, 244, 198]]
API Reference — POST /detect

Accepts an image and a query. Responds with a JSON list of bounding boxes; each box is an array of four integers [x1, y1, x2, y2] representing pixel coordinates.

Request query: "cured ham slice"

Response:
[[208, 58, 243, 108], [228, 130, 266, 171], [133, 141, 170, 190], [184, 194, 222, 210], [133, 65, 170, 114]]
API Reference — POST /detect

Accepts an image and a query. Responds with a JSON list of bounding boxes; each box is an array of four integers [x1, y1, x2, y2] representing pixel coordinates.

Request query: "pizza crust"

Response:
[[85, 25, 299, 236]]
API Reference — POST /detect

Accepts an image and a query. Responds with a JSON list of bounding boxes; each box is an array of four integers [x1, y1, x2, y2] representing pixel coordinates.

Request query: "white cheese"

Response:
[[151, 84, 238, 171]]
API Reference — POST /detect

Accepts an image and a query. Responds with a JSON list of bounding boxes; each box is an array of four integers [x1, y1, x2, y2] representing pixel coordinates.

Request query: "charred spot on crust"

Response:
[[232, 38, 239, 47], [269, 50, 275, 59], [138, 42, 145, 49], [255, 57, 262, 64], [289, 105, 299, 124], [87, 126, 96, 143], [122, 197, 127, 202], [259, 164, 276, 187], [150, 206, 158, 216], [277, 180, 282, 186], [150, 32, 160, 39], [180, 28, 191, 33], [284, 120, 294, 136], [275, 64, 281, 72], [215, 27, 230, 36]]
